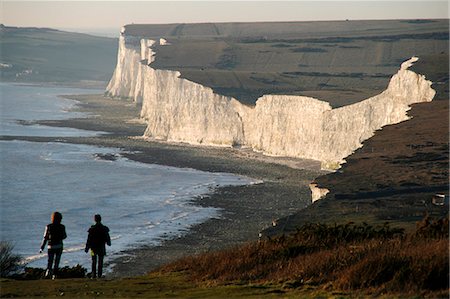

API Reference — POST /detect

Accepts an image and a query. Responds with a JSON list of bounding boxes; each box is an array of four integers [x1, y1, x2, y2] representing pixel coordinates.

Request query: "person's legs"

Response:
[[98, 254, 104, 278], [53, 248, 63, 277], [46, 249, 55, 277], [91, 254, 97, 278]]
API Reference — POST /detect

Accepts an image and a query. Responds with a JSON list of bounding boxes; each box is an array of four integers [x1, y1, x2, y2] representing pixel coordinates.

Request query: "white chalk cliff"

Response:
[[309, 183, 330, 203], [106, 34, 435, 169]]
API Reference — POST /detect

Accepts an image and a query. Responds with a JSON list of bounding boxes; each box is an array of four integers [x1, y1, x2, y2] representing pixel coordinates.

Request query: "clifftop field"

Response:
[[126, 19, 448, 106]]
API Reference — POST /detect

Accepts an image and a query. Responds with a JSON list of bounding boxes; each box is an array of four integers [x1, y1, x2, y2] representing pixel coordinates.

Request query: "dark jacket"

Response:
[[85, 223, 111, 256], [40, 223, 67, 250]]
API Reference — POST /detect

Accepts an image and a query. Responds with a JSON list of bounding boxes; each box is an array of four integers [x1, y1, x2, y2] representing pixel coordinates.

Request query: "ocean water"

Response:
[[0, 83, 253, 271], [0, 83, 106, 137]]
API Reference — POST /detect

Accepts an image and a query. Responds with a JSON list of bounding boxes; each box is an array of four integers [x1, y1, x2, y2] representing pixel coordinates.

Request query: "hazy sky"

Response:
[[1, 1, 448, 32]]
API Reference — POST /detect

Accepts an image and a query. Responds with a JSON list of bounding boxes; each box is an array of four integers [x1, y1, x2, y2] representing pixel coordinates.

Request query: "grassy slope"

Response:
[[0, 25, 117, 86], [3, 221, 447, 298], [160, 220, 448, 297], [0, 272, 341, 298]]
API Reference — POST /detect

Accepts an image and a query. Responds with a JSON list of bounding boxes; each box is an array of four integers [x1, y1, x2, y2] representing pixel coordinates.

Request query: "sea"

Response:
[[0, 82, 254, 272]]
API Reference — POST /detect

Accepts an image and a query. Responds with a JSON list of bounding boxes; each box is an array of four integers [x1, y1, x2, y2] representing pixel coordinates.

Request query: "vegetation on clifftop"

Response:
[[161, 216, 449, 297]]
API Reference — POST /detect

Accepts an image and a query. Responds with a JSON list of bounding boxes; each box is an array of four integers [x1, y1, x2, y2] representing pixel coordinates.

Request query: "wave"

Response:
[[22, 253, 47, 264]]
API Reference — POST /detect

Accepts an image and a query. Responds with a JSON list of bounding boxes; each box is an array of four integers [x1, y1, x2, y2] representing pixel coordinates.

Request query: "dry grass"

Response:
[[161, 217, 449, 296], [336, 239, 448, 292]]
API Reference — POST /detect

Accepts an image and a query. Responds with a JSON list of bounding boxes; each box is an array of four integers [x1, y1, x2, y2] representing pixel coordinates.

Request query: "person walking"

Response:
[[40, 211, 67, 279], [85, 214, 111, 278]]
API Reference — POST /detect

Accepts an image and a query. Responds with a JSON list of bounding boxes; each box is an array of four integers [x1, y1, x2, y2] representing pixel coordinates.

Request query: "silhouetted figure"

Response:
[[40, 211, 67, 279], [85, 214, 111, 278]]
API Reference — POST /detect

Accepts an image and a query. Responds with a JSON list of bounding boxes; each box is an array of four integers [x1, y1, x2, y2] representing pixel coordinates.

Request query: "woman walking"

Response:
[[40, 211, 67, 279]]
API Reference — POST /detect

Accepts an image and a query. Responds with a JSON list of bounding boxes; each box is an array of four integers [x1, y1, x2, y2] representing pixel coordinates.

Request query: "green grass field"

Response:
[[0, 25, 117, 86]]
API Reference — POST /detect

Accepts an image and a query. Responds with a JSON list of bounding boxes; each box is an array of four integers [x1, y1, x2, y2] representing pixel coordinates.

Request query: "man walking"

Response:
[[85, 214, 111, 278]]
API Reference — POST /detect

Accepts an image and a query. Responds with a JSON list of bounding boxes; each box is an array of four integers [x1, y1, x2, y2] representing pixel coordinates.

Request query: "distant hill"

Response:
[[0, 25, 118, 87]]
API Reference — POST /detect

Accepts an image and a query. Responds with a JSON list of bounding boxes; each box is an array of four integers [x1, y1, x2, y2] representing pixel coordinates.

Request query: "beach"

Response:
[[8, 93, 324, 277]]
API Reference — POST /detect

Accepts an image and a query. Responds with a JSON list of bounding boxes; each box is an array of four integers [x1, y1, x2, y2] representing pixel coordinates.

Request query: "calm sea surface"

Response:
[[0, 83, 253, 271]]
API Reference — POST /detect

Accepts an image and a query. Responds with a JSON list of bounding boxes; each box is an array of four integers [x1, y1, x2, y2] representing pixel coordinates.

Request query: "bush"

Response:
[[0, 241, 23, 277], [21, 267, 45, 280], [58, 264, 86, 278], [17, 265, 87, 280], [415, 215, 449, 239]]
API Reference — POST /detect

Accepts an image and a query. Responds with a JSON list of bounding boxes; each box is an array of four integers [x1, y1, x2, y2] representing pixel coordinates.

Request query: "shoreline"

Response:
[[0, 79, 109, 90], [3, 93, 324, 277]]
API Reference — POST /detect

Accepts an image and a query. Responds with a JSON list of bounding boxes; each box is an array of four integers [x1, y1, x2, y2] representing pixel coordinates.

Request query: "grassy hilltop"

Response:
[[0, 25, 117, 87]]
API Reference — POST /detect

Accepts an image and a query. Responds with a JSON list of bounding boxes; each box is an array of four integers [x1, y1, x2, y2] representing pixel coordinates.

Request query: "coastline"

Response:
[[5, 93, 324, 277]]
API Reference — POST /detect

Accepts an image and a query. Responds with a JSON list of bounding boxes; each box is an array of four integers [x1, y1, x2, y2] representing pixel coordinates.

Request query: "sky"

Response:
[[1, 1, 448, 36]]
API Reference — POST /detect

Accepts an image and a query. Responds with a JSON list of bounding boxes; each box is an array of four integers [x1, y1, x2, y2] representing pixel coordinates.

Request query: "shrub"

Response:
[[22, 267, 45, 280], [415, 215, 449, 239], [58, 264, 87, 278], [336, 239, 449, 292], [160, 218, 448, 296], [0, 241, 23, 277], [18, 265, 87, 280], [162, 222, 405, 284]]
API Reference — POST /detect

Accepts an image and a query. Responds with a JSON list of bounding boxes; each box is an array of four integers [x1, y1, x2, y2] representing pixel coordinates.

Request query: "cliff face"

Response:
[[106, 36, 142, 101], [106, 35, 435, 169]]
